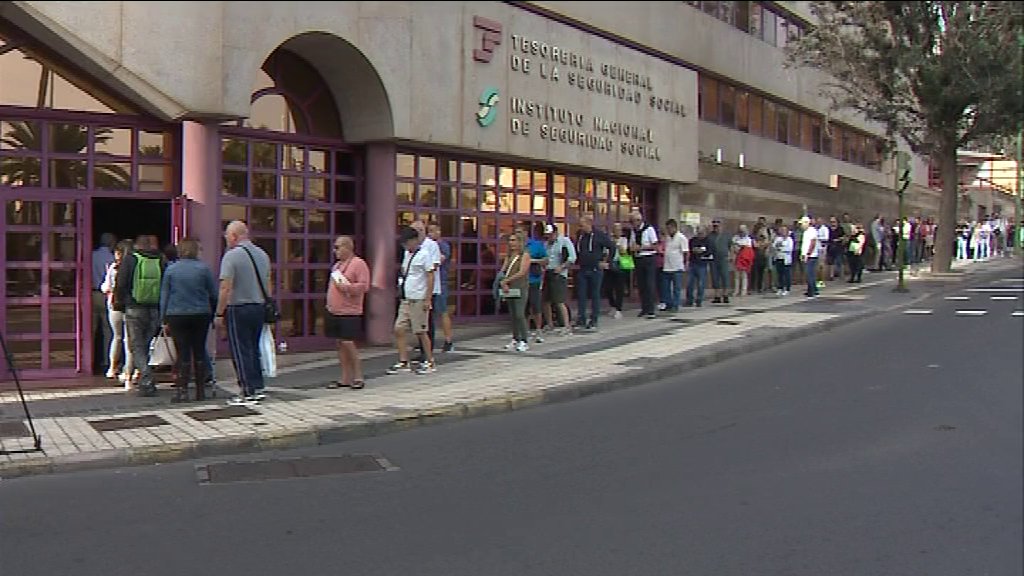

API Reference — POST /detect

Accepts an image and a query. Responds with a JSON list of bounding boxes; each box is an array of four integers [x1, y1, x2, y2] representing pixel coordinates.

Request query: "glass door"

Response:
[[1, 196, 86, 378]]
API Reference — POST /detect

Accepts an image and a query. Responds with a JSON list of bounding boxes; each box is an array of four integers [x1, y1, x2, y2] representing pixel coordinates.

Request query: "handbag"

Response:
[[241, 245, 280, 324], [148, 329, 176, 367], [497, 255, 523, 300]]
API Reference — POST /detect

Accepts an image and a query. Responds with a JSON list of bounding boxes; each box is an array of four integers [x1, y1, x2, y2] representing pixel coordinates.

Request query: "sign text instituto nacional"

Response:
[[475, 17, 689, 163]]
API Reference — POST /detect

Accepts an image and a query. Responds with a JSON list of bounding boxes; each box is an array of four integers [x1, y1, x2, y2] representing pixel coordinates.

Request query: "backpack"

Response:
[[131, 252, 162, 305]]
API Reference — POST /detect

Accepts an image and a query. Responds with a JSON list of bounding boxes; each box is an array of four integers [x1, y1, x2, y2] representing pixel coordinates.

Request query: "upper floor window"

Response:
[[686, 1, 803, 48], [0, 31, 134, 114]]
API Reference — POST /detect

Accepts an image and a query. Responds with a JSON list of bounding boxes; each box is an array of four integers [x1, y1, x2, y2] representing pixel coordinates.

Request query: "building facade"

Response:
[[0, 1, 937, 381]]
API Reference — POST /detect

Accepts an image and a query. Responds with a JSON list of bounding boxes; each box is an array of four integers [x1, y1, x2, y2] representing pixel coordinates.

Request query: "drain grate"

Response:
[[196, 454, 396, 484], [185, 405, 258, 422], [89, 414, 168, 432], [0, 421, 30, 439]]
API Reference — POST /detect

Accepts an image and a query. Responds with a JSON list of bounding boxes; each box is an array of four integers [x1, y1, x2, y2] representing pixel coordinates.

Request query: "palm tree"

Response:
[[0, 121, 130, 189]]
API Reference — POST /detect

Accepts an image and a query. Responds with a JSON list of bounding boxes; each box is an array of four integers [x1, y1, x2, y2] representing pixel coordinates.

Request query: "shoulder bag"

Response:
[[241, 245, 280, 324]]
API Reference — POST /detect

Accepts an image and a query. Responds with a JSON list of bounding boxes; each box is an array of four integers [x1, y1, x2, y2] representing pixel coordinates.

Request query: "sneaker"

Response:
[[723, 296, 730, 304], [415, 361, 436, 375], [515, 341, 530, 353], [782, 290, 789, 296], [533, 333, 545, 344], [386, 361, 412, 375], [227, 396, 255, 407], [646, 313, 657, 319], [613, 310, 622, 319], [657, 303, 668, 311], [252, 390, 267, 401], [105, 368, 117, 379], [442, 341, 454, 353], [504, 340, 518, 351], [557, 327, 573, 337], [712, 297, 722, 304]]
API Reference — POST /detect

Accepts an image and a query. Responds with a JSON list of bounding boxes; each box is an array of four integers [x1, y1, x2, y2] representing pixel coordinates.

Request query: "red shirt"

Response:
[[325, 256, 370, 316]]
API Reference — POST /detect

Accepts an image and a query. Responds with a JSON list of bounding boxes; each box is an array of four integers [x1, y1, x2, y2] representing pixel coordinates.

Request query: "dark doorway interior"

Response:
[[92, 198, 172, 250]]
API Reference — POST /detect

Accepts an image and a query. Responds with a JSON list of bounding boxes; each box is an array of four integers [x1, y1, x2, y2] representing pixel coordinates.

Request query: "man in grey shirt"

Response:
[[214, 220, 272, 406]]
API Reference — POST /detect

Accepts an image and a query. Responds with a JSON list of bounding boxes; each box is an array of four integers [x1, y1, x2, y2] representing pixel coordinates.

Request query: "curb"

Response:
[[0, 263, 1014, 480]]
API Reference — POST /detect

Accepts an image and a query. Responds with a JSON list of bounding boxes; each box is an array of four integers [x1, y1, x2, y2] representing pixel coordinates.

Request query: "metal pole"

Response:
[[1016, 126, 1022, 256], [894, 152, 909, 293]]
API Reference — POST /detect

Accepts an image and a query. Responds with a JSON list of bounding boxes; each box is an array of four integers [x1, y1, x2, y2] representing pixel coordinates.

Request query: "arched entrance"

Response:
[[0, 26, 177, 380], [212, 46, 370, 350]]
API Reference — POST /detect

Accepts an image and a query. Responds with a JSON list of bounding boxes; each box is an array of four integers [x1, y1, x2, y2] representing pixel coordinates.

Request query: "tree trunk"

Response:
[[932, 143, 959, 273]]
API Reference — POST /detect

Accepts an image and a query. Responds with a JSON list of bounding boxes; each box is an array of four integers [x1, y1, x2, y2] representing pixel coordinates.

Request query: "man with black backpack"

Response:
[[114, 235, 167, 397]]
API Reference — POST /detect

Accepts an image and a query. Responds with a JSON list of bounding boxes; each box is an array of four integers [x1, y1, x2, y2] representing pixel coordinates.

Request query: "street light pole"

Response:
[[894, 151, 910, 293]]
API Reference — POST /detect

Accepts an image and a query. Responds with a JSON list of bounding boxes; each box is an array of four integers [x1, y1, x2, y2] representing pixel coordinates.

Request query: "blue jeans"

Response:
[[805, 258, 819, 296], [125, 306, 161, 391], [226, 303, 265, 396], [686, 264, 708, 305], [576, 268, 603, 326], [660, 270, 683, 309]]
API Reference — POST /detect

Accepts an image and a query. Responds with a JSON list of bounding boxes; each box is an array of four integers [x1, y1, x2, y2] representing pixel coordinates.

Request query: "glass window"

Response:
[[748, 94, 763, 136], [735, 1, 750, 32], [830, 126, 844, 159], [0, 155, 42, 187], [49, 124, 87, 154], [1, 120, 42, 151], [802, 114, 817, 151], [749, 3, 763, 39], [718, 1, 735, 25], [396, 153, 415, 178], [222, 138, 247, 166], [763, 101, 776, 141], [776, 17, 788, 49], [396, 181, 414, 205], [822, 124, 834, 156], [95, 127, 132, 157], [719, 84, 736, 128], [762, 9, 777, 45], [247, 94, 297, 133], [95, 162, 131, 190], [0, 40, 124, 114], [460, 162, 478, 184], [700, 76, 719, 122], [788, 110, 800, 147], [736, 91, 749, 133], [418, 155, 437, 180], [139, 131, 172, 159], [251, 173, 275, 199], [49, 159, 86, 189], [703, 1, 719, 16], [775, 106, 789, 144]]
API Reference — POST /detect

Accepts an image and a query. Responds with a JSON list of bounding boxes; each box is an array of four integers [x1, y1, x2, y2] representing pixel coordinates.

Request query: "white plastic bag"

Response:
[[149, 331, 176, 367], [259, 324, 277, 378]]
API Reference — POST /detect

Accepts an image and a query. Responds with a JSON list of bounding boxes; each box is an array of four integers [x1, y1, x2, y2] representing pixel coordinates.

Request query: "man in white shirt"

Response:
[[659, 219, 688, 312], [387, 226, 436, 375], [411, 220, 441, 360], [799, 216, 820, 298], [630, 211, 659, 318]]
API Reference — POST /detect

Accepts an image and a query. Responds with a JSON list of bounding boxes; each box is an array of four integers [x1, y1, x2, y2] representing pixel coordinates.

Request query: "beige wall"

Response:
[[9, 0, 698, 182]]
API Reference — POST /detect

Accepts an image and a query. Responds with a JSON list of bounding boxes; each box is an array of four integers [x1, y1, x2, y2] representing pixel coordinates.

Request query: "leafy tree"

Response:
[[787, 1, 1023, 272], [0, 121, 130, 189]]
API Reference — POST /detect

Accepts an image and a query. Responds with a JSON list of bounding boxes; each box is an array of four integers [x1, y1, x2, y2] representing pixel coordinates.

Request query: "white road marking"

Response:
[[903, 309, 933, 315], [990, 296, 1019, 301], [967, 287, 1024, 293], [954, 310, 988, 316], [944, 296, 970, 301], [998, 278, 1024, 283], [1012, 311, 1024, 317]]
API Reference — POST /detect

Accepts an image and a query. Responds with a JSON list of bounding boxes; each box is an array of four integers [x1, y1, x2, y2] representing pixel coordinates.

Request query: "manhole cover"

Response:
[[934, 424, 957, 432], [185, 405, 258, 422], [89, 414, 168, 432], [0, 421, 29, 439], [196, 454, 396, 484]]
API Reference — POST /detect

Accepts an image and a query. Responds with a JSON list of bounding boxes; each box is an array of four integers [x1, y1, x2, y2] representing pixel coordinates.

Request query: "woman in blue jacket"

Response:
[[160, 238, 218, 402]]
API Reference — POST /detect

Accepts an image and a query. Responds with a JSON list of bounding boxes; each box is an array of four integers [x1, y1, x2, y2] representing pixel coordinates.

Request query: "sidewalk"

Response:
[[1, 257, 1018, 478]]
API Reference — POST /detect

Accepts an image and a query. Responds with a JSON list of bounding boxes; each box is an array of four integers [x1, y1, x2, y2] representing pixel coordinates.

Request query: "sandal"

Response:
[[326, 381, 350, 389], [350, 380, 365, 390]]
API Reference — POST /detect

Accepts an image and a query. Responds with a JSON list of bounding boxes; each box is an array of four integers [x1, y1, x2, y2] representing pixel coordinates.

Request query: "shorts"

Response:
[[394, 299, 430, 334], [527, 283, 543, 315], [710, 262, 729, 289], [325, 314, 363, 341], [542, 272, 567, 305], [432, 292, 448, 314]]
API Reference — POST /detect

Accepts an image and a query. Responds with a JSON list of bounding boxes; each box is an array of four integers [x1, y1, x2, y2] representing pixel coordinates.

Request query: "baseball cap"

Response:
[[544, 224, 557, 234]]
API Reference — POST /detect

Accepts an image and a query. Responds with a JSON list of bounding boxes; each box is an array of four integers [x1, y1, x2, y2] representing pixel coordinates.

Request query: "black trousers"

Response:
[[635, 256, 657, 315], [751, 252, 769, 293], [605, 269, 626, 312], [848, 253, 864, 282], [167, 314, 211, 398]]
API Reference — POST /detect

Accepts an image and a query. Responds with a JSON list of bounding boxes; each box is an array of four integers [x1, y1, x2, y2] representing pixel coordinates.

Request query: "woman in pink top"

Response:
[[325, 236, 370, 390]]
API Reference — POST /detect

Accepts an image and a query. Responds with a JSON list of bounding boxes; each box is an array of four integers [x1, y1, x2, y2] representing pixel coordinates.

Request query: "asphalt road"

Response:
[[1, 271, 1021, 576]]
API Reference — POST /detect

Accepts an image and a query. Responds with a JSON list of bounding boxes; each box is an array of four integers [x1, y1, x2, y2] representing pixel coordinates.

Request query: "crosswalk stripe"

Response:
[[990, 296, 1019, 301], [967, 288, 1024, 293], [1013, 311, 1024, 317], [955, 310, 987, 316], [944, 296, 970, 301], [903, 309, 933, 315]]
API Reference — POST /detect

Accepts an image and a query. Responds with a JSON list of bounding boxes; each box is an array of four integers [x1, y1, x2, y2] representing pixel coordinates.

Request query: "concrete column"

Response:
[[364, 142, 397, 345], [181, 121, 221, 271]]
